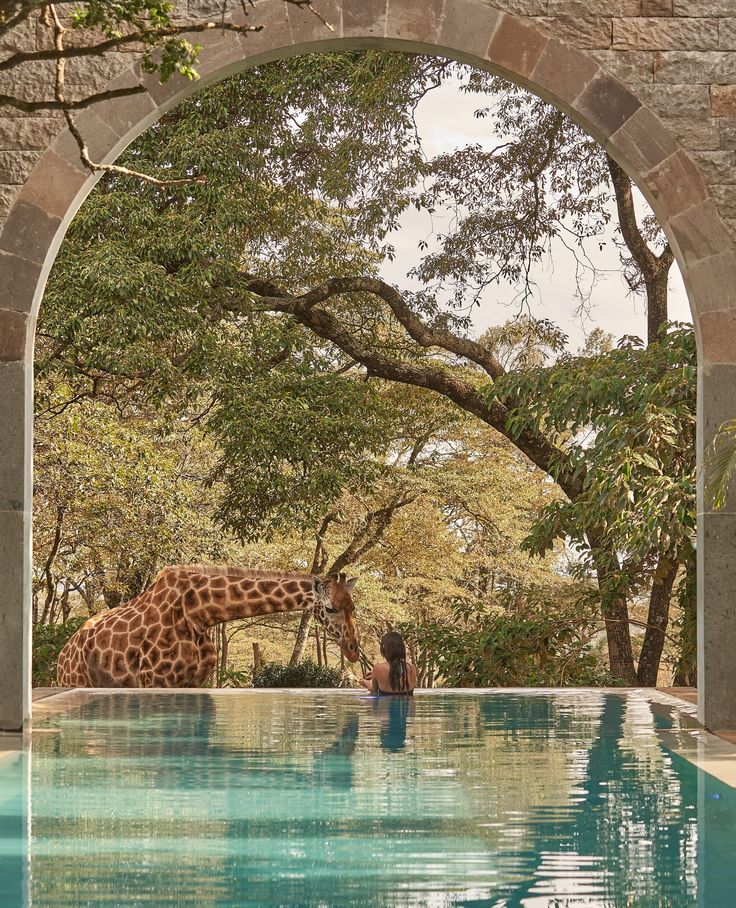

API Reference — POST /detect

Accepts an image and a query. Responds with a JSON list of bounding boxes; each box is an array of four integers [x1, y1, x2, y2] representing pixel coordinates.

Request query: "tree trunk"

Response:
[[588, 534, 637, 683], [252, 641, 262, 676], [290, 609, 312, 665], [220, 626, 229, 681], [646, 273, 669, 345], [315, 626, 323, 667], [637, 560, 678, 686]]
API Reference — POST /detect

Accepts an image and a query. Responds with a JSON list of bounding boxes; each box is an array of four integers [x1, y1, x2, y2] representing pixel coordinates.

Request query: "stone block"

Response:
[[641, 0, 673, 14], [183, 26, 247, 79], [0, 361, 28, 511], [654, 50, 736, 84], [670, 199, 734, 264], [719, 118, 736, 147], [669, 116, 721, 150], [712, 182, 736, 219], [675, 0, 736, 14], [637, 83, 711, 117], [0, 16, 36, 55], [493, 0, 548, 14], [0, 185, 18, 221], [0, 151, 41, 184], [235, 0, 293, 61], [0, 251, 42, 314], [0, 60, 57, 109], [612, 18, 719, 51], [51, 109, 122, 174], [711, 84, 736, 116], [287, 0, 343, 43], [438, 0, 501, 61], [0, 118, 62, 152], [532, 39, 600, 107], [538, 16, 613, 50], [64, 52, 131, 102], [0, 506, 31, 731], [575, 70, 642, 142], [0, 199, 60, 266], [16, 149, 88, 220], [189, 0, 236, 16], [385, 0, 445, 45], [698, 507, 736, 729], [719, 18, 736, 50], [691, 149, 736, 183], [699, 309, 736, 364], [609, 105, 679, 176], [133, 63, 192, 107], [647, 149, 708, 221], [684, 250, 736, 313], [342, 0, 388, 39], [487, 13, 549, 80], [591, 50, 654, 83], [35, 18, 109, 52], [0, 309, 26, 362], [83, 70, 157, 140], [547, 0, 640, 13]]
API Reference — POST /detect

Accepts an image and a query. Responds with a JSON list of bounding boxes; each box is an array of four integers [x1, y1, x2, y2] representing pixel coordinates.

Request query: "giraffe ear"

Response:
[[313, 577, 325, 596], [345, 577, 358, 593]]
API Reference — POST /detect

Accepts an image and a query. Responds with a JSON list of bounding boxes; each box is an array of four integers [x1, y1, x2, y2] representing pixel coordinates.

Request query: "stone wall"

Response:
[[0, 0, 735, 237]]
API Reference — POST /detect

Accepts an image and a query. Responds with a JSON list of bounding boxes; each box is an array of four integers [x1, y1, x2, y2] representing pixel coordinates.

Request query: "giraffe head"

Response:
[[313, 573, 360, 662]]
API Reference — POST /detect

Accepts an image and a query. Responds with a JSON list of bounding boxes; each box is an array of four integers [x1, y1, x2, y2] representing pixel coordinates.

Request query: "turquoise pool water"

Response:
[[1, 690, 736, 906]]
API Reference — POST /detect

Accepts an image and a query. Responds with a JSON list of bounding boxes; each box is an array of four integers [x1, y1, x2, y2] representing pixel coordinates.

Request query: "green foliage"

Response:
[[33, 618, 86, 686], [252, 660, 344, 688], [705, 418, 736, 511], [217, 667, 252, 689], [671, 550, 697, 686], [70, 1, 205, 84], [35, 48, 694, 686], [404, 587, 615, 687], [496, 326, 696, 603]]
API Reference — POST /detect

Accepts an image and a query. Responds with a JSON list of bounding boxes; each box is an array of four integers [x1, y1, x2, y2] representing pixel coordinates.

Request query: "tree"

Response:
[[38, 50, 689, 684]]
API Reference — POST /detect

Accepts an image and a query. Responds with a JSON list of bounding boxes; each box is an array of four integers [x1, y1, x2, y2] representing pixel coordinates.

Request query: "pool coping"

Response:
[[12, 686, 736, 789]]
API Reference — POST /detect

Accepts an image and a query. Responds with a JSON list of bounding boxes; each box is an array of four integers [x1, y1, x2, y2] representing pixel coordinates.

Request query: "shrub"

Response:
[[402, 585, 616, 688], [252, 660, 344, 688], [33, 617, 87, 687], [217, 667, 252, 688]]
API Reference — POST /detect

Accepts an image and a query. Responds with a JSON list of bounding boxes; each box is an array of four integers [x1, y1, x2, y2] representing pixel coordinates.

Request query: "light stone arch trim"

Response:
[[1, 0, 735, 730]]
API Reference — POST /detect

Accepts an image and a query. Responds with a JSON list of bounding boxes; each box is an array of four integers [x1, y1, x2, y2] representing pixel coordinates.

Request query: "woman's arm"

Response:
[[358, 666, 380, 693]]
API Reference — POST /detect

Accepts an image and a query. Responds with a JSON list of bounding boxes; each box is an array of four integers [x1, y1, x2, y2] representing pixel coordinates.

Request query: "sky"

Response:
[[379, 75, 692, 352]]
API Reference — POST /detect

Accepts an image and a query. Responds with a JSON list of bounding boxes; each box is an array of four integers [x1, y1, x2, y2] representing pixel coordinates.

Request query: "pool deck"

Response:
[[6, 685, 736, 789]]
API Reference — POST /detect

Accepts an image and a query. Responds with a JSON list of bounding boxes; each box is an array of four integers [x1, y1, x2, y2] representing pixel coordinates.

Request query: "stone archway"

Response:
[[2, 0, 735, 731]]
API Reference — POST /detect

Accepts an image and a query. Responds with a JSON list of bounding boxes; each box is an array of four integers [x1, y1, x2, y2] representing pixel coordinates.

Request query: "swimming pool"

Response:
[[1, 689, 735, 906]]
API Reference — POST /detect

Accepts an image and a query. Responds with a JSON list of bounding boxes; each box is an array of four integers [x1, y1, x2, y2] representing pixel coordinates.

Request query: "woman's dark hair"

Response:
[[380, 631, 409, 692]]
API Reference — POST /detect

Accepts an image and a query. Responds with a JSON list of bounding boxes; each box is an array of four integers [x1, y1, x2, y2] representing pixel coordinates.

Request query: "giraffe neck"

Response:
[[161, 566, 317, 631]]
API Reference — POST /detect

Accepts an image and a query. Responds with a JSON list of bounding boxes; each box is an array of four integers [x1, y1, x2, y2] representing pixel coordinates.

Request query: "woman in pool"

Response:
[[359, 631, 417, 696]]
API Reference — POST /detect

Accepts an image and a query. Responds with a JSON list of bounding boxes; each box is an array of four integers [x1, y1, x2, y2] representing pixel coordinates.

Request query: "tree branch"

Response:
[[230, 275, 584, 500], [49, 3, 205, 186], [0, 19, 264, 73]]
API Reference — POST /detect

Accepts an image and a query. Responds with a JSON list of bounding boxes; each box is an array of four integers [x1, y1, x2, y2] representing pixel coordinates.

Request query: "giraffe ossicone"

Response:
[[56, 566, 360, 688]]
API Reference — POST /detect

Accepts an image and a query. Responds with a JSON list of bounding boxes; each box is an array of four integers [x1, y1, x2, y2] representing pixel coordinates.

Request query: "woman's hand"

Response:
[[358, 670, 374, 691]]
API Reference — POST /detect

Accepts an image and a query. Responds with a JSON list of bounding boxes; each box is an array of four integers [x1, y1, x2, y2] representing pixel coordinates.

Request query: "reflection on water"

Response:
[[1, 691, 736, 905]]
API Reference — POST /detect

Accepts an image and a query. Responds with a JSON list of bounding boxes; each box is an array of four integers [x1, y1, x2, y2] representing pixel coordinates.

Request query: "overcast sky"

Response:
[[379, 75, 692, 352]]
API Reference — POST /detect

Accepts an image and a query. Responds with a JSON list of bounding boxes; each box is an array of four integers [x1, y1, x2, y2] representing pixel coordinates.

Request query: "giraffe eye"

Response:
[[325, 605, 338, 614]]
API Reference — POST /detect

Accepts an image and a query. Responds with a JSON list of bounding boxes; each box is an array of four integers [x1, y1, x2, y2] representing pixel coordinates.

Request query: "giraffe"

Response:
[[56, 566, 360, 688]]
